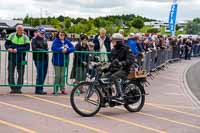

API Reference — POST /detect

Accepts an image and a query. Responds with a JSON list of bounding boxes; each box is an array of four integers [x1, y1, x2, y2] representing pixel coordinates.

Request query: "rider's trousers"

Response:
[[111, 70, 128, 97]]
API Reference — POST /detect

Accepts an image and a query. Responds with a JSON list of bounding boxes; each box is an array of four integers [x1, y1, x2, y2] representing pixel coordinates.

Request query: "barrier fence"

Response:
[[192, 44, 200, 57], [0, 50, 111, 88], [0, 47, 182, 89]]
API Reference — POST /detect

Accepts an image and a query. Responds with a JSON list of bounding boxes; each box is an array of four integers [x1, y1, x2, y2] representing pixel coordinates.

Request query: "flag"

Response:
[[168, 2, 178, 34]]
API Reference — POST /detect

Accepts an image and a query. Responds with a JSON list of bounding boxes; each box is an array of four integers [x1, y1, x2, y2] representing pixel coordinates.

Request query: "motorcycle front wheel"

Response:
[[70, 82, 102, 117]]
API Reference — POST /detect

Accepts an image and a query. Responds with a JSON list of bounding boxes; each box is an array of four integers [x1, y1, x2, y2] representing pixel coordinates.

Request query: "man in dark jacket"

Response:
[[5, 24, 30, 94], [93, 28, 111, 61], [31, 27, 48, 95], [109, 33, 134, 100], [184, 38, 192, 60], [71, 35, 89, 84]]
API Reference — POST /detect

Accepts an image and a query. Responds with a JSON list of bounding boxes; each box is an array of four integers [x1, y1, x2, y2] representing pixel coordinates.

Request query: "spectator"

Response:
[[147, 37, 155, 51], [184, 38, 192, 60], [5, 24, 30, 94], [127, 33, 139, 56], [135, 35, 145, 69], [119, 29, 125, 37], [143, 38, 150, 52], [87, 42, 99, 78], [71, 35, 89, 84], [51, 31, 75, 95], [1, 29, 7, 40], [177, 37, 184, 58], [33, 31, 38, 39], [68, 33, 78, 83], [31, 27, 48, 95], [93, 28, 111, 61], [70, 34, 78, 47], [89, 35, 94, 42], [170, 37, 179, 59], [119, 29, 126, 44]]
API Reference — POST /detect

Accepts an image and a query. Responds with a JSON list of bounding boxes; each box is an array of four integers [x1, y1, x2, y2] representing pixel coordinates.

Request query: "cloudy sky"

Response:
[[0, 0, 199, 21]]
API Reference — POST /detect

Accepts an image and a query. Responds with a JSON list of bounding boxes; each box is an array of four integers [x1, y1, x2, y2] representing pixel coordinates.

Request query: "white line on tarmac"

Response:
[[0, 119, 37, 133]]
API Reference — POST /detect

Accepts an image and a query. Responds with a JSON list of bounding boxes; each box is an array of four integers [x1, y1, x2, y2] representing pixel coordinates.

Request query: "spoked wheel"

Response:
[[124, 82, 145, 112], [70, 82, 102, 117]]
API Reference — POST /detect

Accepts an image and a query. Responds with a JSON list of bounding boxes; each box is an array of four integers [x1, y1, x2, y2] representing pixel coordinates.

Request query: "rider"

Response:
[[109, 33, 135, 100]]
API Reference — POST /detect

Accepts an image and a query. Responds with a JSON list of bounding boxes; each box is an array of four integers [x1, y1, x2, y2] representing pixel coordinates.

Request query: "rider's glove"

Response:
[[112, 59, 119, 65], [118, 62, 123, 67], [118, 61, 126, 67]]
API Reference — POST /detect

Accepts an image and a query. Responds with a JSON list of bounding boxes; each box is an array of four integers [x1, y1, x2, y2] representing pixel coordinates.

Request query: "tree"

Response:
[[76, 17, 86, 24], [24, 15, 31, 25], [57, 15, 65, 22], [32, 18, 40, 26], [132, 18, 144, 30], [193, 18, 200, 23], [94, 18, 101, 28], [70, 18, 77, 24], [50, 19, 62, 30], [176, 24, 181, 31], [147, 28, 159, 33], [64, 18, 71, 29], [22, 14, 155, 34], [80, 19, 87, 24], [186, 20, 200, 34]]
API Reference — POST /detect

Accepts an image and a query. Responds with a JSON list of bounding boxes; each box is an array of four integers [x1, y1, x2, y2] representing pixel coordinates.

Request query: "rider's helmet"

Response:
[[111, 33, 124, 42]]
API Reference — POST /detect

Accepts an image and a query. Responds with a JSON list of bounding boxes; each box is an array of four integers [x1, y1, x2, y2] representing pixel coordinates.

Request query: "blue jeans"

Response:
[[34, 60, 48, 93]]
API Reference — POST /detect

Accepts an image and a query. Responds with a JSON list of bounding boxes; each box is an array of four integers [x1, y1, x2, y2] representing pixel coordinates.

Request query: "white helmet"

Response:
[[112, 33, 123, 41]]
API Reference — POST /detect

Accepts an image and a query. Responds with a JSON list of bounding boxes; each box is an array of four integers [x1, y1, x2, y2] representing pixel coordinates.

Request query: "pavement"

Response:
[[186, 59, 200, 105], [0, 56, 200, 133]]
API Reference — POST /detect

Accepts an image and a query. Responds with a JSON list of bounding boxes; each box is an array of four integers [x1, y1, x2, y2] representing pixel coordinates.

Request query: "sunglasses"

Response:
[[59, 34, 65, 36]]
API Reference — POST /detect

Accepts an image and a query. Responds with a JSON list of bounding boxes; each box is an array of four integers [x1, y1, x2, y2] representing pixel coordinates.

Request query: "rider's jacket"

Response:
[[109, 42, 135, 73]]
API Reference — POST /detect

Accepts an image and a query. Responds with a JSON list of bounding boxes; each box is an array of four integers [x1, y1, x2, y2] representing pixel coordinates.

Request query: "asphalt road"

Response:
[[186, 60, 200, 101]]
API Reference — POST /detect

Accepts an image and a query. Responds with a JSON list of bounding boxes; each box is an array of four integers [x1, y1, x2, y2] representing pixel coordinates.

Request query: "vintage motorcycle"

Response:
[[70, 62, 147, 117]]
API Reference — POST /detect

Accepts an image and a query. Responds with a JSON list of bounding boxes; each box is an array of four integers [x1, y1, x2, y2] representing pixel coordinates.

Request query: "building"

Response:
[[145, 20, 188, 33], [0, 19, 57, 39], [0, 19, 23, 27], [144, 21, 168, 28]]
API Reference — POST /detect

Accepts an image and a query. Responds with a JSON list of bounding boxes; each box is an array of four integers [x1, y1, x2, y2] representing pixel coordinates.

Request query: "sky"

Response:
[[0, 0, 199, 21]]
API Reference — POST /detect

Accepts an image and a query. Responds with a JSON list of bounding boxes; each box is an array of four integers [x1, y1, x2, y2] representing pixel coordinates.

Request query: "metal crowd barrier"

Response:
[[67, 51, 110, 86], [142, 48, 179, 75], [0, 50, 111, 87], [0, 50, 57, 87], [0, 48, 179, 88], [192, 44, 200, 57]]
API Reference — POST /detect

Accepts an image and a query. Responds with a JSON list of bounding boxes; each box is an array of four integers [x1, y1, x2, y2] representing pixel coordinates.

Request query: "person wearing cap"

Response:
[[31, 27, 48, 95], [87, 41, 99, 78], [51, 31, 75, 95], [108, 33, 135, 100], [5, 24, 30, 94]]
